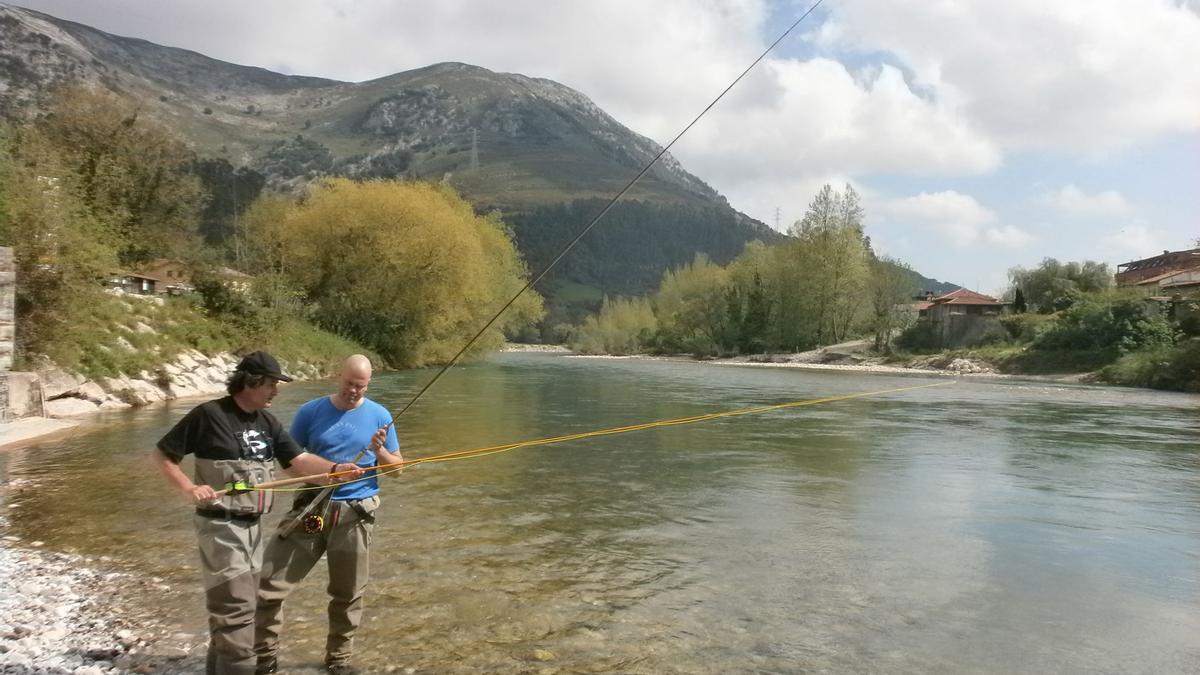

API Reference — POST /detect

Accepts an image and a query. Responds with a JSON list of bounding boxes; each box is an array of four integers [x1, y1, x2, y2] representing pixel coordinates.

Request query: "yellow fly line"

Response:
[[234, 379, 954, 496]]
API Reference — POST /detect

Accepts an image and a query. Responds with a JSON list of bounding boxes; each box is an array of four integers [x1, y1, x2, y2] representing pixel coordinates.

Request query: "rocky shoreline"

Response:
[[2, 349, 328, 452], [0, 533, 205, 674], [501, 342, 573, 353], [37, 350, 324, 419], [568, 345, 1097, 384], [0, 351, 316, 673]]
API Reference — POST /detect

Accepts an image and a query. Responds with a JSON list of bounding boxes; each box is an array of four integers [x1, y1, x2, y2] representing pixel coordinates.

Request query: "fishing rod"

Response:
[[392, 0, 827, 421], [217, 380, 952, 496], [267, 0, 828, 524]]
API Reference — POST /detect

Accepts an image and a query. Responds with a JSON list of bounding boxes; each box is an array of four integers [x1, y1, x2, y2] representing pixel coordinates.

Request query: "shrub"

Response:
[[1101, 339, 1200, 391], [1034, 294, 1178, 353], [999, 313, 1053, 343], [895, 321, 936, 351]]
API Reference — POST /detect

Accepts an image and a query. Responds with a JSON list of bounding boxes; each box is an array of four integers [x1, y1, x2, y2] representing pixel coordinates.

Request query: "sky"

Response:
[[14, 0, 1200, 294]]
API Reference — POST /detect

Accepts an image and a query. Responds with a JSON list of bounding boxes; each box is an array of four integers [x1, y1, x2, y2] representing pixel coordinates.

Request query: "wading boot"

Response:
[[254, 655, 278, 674]]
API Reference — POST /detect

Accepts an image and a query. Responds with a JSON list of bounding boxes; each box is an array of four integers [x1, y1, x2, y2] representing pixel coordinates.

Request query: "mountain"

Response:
[[0, 3, 788, 307], [0, 5, 751, 210], [0, 4, 956, 312]]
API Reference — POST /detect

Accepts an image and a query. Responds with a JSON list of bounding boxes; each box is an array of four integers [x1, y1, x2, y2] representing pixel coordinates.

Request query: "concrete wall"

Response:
[[1, 247, 12, 422], [1, 247, 12, 372]]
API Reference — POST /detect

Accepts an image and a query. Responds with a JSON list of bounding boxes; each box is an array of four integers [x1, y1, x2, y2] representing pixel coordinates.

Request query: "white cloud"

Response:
[[881, 191, 1034, 250], [984, 225, 1035, 247], [1097, 222, 1169, 264], [1045, 185, 1132, 217], [12, 0, 1194, 289], [819, 0, 1200, 155], [13, 0, 1002, 228], [673, 58, 1000, 188]]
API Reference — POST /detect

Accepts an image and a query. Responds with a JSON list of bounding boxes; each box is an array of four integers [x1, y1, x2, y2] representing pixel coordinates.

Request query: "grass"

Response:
[[46, 292, 375, 381]]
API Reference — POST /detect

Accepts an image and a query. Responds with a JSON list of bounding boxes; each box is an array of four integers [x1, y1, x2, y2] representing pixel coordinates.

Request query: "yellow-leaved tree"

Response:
[[246, 178, 542, 367]]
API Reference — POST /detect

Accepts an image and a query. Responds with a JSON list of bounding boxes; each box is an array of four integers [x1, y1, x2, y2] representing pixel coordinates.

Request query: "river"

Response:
[[2, 353, 1198, 673]]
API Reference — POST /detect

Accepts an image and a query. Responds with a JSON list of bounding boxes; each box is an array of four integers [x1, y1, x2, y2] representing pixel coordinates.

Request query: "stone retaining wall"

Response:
[[1, 247, 13, 373]]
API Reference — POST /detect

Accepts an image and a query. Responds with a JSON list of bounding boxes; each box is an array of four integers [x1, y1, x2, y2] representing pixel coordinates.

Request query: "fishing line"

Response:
[[393, 0, 827, 421], [240, 380, 950, 495]]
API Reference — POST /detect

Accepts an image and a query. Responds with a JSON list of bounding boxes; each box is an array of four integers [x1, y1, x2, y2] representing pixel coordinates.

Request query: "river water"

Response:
[[2, 353, 1198, 673]]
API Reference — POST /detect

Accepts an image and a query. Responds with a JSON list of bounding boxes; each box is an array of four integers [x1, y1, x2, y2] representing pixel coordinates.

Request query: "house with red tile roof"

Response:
[[922, 288, 1007, 347]]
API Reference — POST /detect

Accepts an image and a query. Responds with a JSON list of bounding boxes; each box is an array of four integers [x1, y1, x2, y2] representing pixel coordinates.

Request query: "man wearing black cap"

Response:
[[152, 351, 361, 675]]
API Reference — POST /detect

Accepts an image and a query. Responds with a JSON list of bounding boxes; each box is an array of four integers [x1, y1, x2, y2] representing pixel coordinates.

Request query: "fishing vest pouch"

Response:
[[195, 458, 275, 515]]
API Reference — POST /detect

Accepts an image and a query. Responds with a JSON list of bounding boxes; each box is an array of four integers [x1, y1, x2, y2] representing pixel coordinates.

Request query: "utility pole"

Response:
[[470, 128, 479, 171], [774, 206, 781, 231]]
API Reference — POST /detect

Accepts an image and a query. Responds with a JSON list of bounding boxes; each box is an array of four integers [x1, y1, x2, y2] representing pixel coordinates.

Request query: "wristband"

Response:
[[328, 463, 341, 475]]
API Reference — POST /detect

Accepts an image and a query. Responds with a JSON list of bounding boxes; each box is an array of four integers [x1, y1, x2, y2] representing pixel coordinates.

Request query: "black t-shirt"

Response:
[[156, 396, 301, 467]]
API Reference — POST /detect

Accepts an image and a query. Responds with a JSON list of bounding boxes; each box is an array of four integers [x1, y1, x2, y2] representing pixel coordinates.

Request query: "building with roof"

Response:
[[920, 288, 1007, 348], [106, 271, 162, 295], [1115, 248, 1200, 287]]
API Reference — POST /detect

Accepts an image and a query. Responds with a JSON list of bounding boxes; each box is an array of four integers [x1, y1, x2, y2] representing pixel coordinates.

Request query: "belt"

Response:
[[336, 498, 376, 525], [195, 508, 260, 523]]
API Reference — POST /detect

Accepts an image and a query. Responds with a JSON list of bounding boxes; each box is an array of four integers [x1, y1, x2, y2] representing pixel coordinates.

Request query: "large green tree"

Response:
[[787, 183, 871, 344], [245, 178, 543, 367], [868, 256, 918, 351], [652, 254, 731, 354], [1009, 258, 1111, 313], [30, 88, 206, 265], [0, 123, 119, 361]]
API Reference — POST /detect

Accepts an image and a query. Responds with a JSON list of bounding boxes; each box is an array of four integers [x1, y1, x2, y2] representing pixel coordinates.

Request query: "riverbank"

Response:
[[0, 417, 77, 450], [0, 348, 331, 452], [0, 542, 205, 673], [568, 343, 1098, 384], [502, 342, 573, 353]]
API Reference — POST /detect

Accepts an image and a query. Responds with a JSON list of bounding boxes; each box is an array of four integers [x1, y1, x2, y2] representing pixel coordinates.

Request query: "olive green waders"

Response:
[[194, 513, 265, 675], [255, 495, 378, 668]]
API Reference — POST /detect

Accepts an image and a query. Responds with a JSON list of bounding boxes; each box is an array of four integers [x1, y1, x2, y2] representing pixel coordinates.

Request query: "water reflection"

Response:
[[1, 354, 1198, 672]]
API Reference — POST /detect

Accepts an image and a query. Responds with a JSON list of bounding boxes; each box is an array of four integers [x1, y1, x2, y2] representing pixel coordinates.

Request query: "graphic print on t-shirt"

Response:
[[239, 429, 271, 461]]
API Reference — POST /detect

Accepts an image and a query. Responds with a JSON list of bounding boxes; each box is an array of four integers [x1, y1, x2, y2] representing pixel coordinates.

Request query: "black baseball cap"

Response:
[[235, 351, 293, 382]]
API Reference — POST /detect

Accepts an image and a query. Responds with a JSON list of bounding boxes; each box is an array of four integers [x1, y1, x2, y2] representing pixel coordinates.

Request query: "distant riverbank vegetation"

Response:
[[572, 184, 928, 357], [0, 88, 542, 377], [570, 190, 1200, 393]]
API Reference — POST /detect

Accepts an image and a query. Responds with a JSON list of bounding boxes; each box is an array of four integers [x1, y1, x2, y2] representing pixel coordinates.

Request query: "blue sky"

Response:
[[15, 0, 1200, 294]]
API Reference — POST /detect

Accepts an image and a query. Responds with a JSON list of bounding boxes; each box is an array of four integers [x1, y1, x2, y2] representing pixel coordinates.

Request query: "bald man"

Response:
[[253, 355, 403, 675]]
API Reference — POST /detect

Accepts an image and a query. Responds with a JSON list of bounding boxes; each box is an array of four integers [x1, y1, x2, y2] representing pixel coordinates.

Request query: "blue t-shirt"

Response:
[[289, 396, 400, 501]]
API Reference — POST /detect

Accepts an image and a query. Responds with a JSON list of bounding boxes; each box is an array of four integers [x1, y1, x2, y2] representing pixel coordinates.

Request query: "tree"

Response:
[[191, 158, 266, 255], [738, 270, 771, 352], [571, 296, 656, 355], [0, 126, 119, 362], [868, 256, 918, 351], [1009, 258, 1111, 313], [29, 87, 205, 264], [245, 178, 542, 367], [652, 254, 731, 355], [1012, 287, 1028, 314], [788, 183, 871, 344]]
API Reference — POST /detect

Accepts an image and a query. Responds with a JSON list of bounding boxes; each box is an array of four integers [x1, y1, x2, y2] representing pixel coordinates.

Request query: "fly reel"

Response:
[[301, 513, 325, 533]]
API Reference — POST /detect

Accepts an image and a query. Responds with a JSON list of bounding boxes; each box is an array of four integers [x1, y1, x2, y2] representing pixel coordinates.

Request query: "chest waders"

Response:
[[194, 458, 276, 515]]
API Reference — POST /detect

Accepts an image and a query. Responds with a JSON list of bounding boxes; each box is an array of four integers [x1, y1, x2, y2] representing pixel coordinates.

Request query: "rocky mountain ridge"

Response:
[[0, 4, 736, 212]]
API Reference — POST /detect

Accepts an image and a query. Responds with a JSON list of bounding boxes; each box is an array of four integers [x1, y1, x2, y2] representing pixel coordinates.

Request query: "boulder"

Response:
[[75, 382, 108, 404], [38, 368, 87, 399], [174, 351, 200, 372], [97, 399, 133, 411], [46, 398, 99, 417]]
